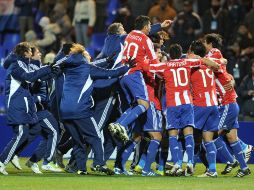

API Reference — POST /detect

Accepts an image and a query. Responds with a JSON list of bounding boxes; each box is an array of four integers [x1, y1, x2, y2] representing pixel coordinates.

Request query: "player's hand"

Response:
[[50, 64, 61, 75], [125, 57, 136, 68], [161, 20, 173, 28], [106, 53, 116, 65], [223, 80, 235, 91]]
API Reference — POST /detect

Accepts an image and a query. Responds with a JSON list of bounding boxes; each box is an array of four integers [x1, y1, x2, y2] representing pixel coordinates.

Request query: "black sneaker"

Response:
[[55, 150, 65, 168], [65, 162, 78, 173], [93, 165, 115, 175], [235, 168, 251, 178], [221, 161, 239, 175]]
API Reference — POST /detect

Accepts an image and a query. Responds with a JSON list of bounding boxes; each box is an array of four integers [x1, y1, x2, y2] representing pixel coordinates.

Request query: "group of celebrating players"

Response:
[[0, 15, 252, 178]]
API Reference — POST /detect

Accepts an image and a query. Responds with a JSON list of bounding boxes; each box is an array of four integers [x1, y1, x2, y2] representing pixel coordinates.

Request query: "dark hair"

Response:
[[150, 33, 161, 44], [107, 23, 123, 35], [169, 44, 182, 59], [13, 42, 31, 57], [153, 43, 161, 51], [135, 15, 151, 30], [62, 43, 74, 55], [189, 40, 206, 57], [204, 33, 223, 49]]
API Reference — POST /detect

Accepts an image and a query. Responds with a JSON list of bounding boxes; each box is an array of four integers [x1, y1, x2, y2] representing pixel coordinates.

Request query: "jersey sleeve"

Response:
[[148, 62, 166, 73], [143, 37, 159, 64], [186, 59, 203, 67], [89, 64, 128, 79], [11, 61, 52, 83]]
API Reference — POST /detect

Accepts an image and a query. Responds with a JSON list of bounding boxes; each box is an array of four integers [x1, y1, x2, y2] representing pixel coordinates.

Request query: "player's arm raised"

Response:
[[201, 57, 220, 70]]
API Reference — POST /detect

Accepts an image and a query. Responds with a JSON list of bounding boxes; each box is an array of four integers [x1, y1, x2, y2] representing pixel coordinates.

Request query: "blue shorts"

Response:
[[143, 103, 162, 132], [166, 104, 194, 130], [120, 71, 149, 104], [131, 103, 163, 133], [218, 103, 239, 130], [194, 106, 219, 132]]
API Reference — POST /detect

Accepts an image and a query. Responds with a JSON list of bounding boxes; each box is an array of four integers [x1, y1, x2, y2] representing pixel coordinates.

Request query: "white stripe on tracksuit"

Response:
[[98, 96, 114, 130], [43, 118, 58, 161], [91, 117, 104, 161], [4, 125, 23, 165], [218, 104, 229, 129]]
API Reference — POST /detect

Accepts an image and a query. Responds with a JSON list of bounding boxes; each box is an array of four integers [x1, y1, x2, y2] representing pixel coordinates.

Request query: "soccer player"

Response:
[[0, 42, 55, 175], [24, 46, 61, 173], [204, 33, 251, 177], [116, 44, 164, 176], [149, 44, 219, 176], [109, 16, 172, 142], [59, 43, 135, 175], [189, 40, 220, 177]]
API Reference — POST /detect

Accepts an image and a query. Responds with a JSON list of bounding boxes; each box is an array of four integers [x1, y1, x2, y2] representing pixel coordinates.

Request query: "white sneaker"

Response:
[[243, 145, 253, 163], [0, 161, 8, 175], [26, 160, 42, 174], [197, 171, 218, 178], [109, 123, 129, 143], [11, 155, 22, 170], [42, 162, 63, 172], [166, 163, 182, 176]]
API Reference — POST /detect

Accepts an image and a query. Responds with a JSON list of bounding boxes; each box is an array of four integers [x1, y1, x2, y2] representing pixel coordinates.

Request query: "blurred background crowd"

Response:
[[0, 0, 254, 121]]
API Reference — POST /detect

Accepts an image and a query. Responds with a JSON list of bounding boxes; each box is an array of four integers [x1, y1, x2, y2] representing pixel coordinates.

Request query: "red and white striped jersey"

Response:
[[143, 59, 162, 110], [150, 58, 203, 107], [191, 65, 218, 107], [206, 48, 237, 105], [122, 30, 159, 74]]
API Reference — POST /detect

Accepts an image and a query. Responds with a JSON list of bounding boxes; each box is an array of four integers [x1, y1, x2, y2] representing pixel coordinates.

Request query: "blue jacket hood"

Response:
[[64, 53, 88, 67], [3, 53, 18, 69], [102, 34, 126, 57], [3, 53, 30, 69]]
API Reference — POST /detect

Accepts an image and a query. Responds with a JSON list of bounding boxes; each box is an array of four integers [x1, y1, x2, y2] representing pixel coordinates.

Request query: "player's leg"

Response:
[[139, 104, 162, 176], [120, 132, 141, 173], [40, 115, 61, 172], [142, 132, 161, 176], [64, 120, 87, 174], [200, 106, 220, 177], [181, 104, 195, 176], [226, 128, 251, 177], [0, 125, 29, 175], [166, 106, 182, 176], [200, 131, 218, 177], [223, 103, 250, 177], [109, 72, 149, 141], [78, 117, 114, 175]]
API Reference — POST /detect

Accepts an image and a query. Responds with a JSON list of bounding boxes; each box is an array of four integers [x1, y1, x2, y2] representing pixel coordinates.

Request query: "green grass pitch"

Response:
[[0, 158, 254, 190]]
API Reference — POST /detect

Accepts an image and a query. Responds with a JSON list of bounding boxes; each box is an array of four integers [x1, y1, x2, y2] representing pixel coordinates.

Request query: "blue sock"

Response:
[[185, 135, 194, 164], [116, 107, 132, 124], [214, 136, 234, 163], [204, 141, 217, 173], [157, 148, 165, 171], [239, 139, 248, 152], [143, 140, 160, 172], [138, 153, 147, 169], [119, 105, 146, 128], [169, 136, 180, 165], [178, 141, 183, 167], [121, 141, 137, 169], [230, 141, 248, 170]]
